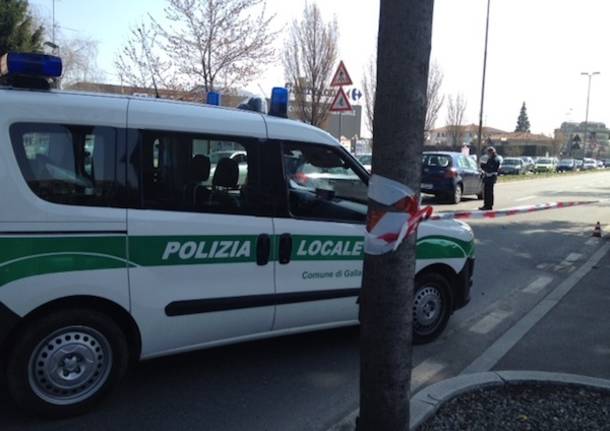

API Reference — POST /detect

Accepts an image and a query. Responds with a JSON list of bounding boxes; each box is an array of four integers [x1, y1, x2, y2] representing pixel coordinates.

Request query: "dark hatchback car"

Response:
[[421, 152, 483, 203], [499, 157, 527, 175], [557, 159, 577, 172]]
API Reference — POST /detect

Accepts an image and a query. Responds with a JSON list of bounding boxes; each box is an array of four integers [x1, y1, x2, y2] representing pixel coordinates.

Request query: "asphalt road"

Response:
[[2, 171, 610, 431]]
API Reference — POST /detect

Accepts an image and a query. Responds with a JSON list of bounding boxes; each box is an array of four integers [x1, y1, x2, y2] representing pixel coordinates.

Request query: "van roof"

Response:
[[0, 86, 340, 147]]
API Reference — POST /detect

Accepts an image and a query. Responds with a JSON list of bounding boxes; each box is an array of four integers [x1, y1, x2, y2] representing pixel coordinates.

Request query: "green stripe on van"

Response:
[[0, 234, 473, 287]]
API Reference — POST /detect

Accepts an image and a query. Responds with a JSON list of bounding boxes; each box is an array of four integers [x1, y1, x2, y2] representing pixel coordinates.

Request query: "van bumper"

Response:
[[454, 258, 474, 311]]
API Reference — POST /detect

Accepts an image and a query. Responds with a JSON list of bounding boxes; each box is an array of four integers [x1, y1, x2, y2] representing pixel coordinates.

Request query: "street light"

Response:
[[477, 0, 491, 160], [581, 71, 600, 157]]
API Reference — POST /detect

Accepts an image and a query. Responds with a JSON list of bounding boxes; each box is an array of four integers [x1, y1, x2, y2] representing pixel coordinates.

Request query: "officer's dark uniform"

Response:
[[480, 153, 500, 210]]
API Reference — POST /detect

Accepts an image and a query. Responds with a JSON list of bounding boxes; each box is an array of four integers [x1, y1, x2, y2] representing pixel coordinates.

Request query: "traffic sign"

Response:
[[329, 87, 353, 112], [330, 61, 353, 87], [350, 88, 362, 102]]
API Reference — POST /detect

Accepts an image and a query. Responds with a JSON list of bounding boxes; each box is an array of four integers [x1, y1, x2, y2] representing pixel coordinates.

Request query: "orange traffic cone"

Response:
[[593, 222, 602, 238]]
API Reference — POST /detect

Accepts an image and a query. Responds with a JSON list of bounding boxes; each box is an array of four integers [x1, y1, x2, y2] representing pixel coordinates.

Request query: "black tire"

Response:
[[476, 188, 483, 200], [447, 184, 462, 204], [5, 309, 129, 418], [413, 273, 452, 345]]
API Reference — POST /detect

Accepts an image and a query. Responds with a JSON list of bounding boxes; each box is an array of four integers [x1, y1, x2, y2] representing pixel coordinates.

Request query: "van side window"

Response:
[[137, 130, 261, 215], [282, 142, 367, 223], [10, 123, 121, 207]]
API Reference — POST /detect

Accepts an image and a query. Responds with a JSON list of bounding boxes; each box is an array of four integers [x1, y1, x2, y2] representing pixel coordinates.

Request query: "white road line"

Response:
[[565, 253, 582, 262], [461, 242, 610, 375], [586, 238, 600, 246], [515, 195, 536, 202], [522, 275, 553, 294], [469, 310, 512, 335], [411, 359, 445, 390]]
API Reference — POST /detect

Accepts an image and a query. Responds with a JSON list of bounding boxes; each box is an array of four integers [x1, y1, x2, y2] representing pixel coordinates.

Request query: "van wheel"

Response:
[[5, 309, 128, 418], [413, 273, 451, 344]]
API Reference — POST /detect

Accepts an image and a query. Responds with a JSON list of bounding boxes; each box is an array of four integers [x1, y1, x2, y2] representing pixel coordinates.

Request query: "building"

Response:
[[554, 122, 610, 158], [487, 132, 557, 157], [427, 124, 507, 151]]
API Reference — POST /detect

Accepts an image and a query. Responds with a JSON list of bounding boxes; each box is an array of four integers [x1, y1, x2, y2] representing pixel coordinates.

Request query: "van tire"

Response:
[[5, 309, 128, 418], [413, 273, 451, 344]]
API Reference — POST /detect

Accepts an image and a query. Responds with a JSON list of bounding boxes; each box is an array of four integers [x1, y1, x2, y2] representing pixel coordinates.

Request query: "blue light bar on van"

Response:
[[269, 87, 288, 118], [207, 91, 221, 106], [0, 52, 63, 78]]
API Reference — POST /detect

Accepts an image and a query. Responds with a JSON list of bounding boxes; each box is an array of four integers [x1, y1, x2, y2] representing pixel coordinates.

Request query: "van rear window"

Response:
[[10, 123, 122, 207]]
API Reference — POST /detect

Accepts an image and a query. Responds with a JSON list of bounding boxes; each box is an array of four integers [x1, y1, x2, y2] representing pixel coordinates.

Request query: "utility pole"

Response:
[[359, 0, 434, 430], [477, 0, 491, 159], [581, 71, 600, 157]]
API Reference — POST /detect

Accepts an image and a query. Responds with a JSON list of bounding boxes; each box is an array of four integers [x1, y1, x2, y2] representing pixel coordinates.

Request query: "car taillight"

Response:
[[293, 172, 310, 186], [445, 167, 458, 178]]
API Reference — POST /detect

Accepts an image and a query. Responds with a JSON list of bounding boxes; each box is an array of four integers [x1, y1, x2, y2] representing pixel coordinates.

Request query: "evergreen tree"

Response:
[[515, 101, 531, 133], [0, 0, 44, 55]]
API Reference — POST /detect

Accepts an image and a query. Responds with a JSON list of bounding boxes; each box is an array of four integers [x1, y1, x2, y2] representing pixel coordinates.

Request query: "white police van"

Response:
[[0, 53, 475, 417]]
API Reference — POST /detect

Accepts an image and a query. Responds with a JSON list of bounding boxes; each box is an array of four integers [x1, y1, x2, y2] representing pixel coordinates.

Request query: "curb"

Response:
[[410, 371, 610, 430], [327, 371, 610, 431]]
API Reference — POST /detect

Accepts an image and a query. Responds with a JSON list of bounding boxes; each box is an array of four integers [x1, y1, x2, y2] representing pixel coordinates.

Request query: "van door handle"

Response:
[[279, 233, 292, 265], [256, 234, 271, 266]]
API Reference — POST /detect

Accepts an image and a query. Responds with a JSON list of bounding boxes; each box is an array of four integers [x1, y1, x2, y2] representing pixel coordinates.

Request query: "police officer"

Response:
[[479, 146, 500, 210]]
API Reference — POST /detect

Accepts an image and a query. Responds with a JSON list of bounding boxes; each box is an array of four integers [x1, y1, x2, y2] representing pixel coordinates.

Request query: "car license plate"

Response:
[[421, 183, 433, 190]]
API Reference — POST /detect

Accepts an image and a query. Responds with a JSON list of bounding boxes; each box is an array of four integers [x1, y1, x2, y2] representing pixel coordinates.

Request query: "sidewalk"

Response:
[[491, 244, 610, 378]]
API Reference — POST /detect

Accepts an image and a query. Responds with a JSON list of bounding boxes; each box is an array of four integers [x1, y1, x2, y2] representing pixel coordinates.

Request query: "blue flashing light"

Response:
[[207, 91, 221, 106], [1, 52, 62, 78], [269, 87, 288, 118]]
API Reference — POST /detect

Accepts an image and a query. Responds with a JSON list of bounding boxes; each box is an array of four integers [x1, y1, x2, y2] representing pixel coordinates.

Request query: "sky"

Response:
[[30, 0, 610, 137]]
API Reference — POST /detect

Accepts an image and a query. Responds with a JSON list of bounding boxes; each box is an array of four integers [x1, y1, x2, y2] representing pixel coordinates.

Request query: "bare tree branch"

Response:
[[362, 56, 376, 136], [114, 21, 181, 91], [425, 62, 444, 132], [150, 0, 279, 92], [362, 56, 444, 136], [446, 93, 467, 149], [283, 2, 339, 127]]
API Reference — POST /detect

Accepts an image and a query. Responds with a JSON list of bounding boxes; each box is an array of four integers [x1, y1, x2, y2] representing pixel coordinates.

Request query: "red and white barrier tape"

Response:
[[429, 200, 600, 221], [365, 175, 433, 255], [364, 174, 599, 254]]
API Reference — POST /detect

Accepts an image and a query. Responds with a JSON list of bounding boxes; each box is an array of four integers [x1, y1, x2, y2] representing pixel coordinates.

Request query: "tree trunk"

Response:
[[359, 1, 435, 430]]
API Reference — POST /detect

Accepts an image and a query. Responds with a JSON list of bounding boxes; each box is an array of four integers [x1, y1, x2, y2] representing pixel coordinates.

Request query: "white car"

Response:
[[357, 153, 372, 172], [0, 52, 475, 417], [534, 158, 556, 173], [582, 158, 598, 170]]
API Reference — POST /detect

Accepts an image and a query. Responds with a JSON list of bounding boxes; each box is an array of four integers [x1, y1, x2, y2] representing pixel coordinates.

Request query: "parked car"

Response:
[[557, 159, 577, 172], [603, 159, 610, 168], [575, 159, 584, 170], [582, 158, 597, 170], [357, 154, 372, 172], [499, 157, 527, 175], [596, 160, 604, 169], [421, 151, 483, 204], [534, 158, 556, 173], [520, 156, 535, 172]]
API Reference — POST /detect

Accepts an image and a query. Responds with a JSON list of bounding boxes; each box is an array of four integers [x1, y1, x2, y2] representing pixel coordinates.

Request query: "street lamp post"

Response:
[[477, 0, 491, 160], [581, 71, 600, 157]]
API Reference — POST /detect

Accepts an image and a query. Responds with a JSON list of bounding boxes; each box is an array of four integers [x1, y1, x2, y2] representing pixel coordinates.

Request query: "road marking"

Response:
[[515, 195, 536, 202], [565, 253, 582, 262], [461, 242, 610, 375], [469, 310, 512, 335], [522, 275, 553, 294], [586, 238, 600, 246], [411, 359, 445, 390]]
